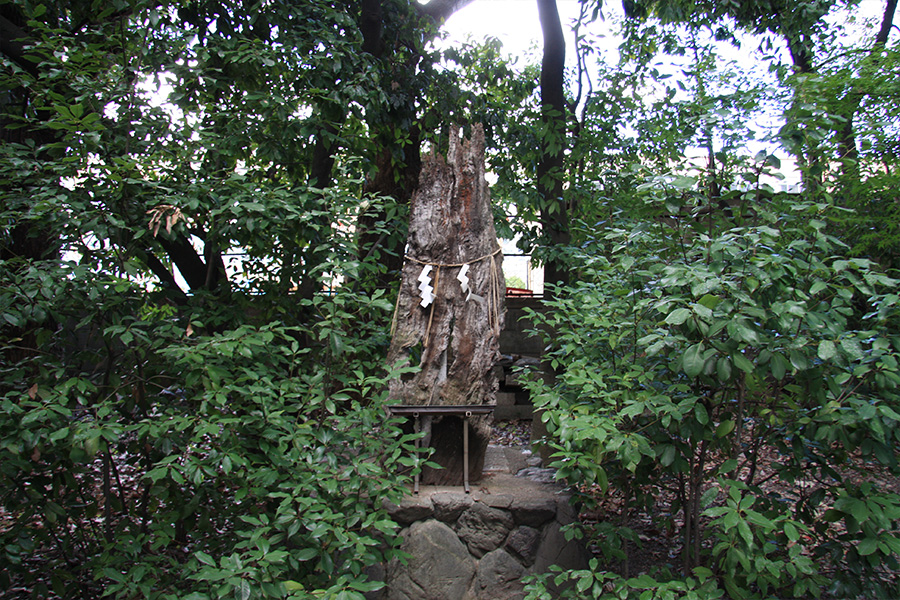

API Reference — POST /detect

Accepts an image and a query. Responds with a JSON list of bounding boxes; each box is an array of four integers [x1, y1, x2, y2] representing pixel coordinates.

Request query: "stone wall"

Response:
[[373, 475, 589, 600], [498, 296, 549, 359]]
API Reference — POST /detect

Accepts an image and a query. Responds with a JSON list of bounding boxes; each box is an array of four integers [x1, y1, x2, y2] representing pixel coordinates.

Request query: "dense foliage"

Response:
[[512, 1, 900, 597], [1, 0, 898, 598], [523, 197, 900, 598], [0, 0, 447, 597]]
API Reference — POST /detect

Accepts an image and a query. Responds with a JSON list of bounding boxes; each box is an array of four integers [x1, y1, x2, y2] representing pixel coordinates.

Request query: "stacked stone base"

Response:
[[375, 475, 589, 600]]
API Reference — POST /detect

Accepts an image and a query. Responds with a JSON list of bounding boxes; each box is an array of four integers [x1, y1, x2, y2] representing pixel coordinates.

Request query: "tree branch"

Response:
[[156, 233, 223, 293], [135, 249, 188, 301], [876, 0, 898, 46], [537, 0, 570, 289], [360, 0, 383, 55], [0, 15, 39, 77]]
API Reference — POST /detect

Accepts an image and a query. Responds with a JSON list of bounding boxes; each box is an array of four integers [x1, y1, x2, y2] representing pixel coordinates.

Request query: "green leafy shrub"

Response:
[[0, 6, 419, 590], [0, 255, 418, 599], [1, 72, 417, 595], [523, 200, 900, 599]]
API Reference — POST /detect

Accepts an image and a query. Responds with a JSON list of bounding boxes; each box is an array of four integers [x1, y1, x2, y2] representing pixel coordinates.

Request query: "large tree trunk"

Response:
[[355, 0, 473, 294], [388, 124, 504, 486], [537, 0, 570, 290], [836, 0, 898, 187]]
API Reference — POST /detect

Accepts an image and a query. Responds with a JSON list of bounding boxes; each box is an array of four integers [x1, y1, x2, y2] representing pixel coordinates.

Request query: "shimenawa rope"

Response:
[[391, 247, 503, 348]]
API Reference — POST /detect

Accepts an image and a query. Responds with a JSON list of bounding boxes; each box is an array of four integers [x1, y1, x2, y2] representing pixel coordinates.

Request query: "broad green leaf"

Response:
[[810, 280, 828, 295], [700, 486, 719, 507], [733, 353, 755, 374], [666, 308, 691, 325], [697, 294, 721, 309], [858, 537, 879, 556], [683, 343, 705, 378], [840, 337, 863, 360], [692, 302, 713, 320], [295, 548, 318, 561], [719, 458, 738, 473], [818, 340, 836, 360], [716, 420, 735, 438], [731, 321, 759, 344], [849, 499, 870, 523], [716, 357, 732, 382], [660, 445, 677, 467], [790, 350, 809, 371], [695, 402, 709, 425], [628, 574, 658, 588], [737, 520, 753, 547], [724, 510, 739, 531], [771, 353, 787, 380], [745, 510, 774, 530]]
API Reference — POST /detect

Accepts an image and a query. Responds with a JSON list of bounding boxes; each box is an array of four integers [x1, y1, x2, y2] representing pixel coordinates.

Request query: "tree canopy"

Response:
[[1, 0, 899, 597]]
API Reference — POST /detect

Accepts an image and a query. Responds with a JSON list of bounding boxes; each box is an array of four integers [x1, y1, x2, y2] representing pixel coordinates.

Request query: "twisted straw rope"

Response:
[[404, 247, 502, 269], [391, 247, 504, 347]]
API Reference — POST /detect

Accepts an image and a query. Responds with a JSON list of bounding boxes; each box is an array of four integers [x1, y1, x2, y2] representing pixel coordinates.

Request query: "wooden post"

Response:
[[388, 124, 505, 486]]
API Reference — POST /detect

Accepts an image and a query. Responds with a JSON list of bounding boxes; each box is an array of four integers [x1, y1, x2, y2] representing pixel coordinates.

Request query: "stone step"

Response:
[[483, 445, 540, 475], [482, 445, 510, 473]]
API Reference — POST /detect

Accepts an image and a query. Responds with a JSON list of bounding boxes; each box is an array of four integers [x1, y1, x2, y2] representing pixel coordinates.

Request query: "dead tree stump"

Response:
[[388, 124, 505, 486]]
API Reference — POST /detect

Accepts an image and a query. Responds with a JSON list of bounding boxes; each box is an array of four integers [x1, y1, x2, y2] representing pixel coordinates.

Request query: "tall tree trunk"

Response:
[[836, 0, 898, 187], [537, 0, 570, 290], [388, 124, 504, 486], [0, 7, 64, 372], [293, 103, 345, 302], [782, 30, 826, 195], [358, 136, 421, 288], [356, 1, 471, 293], [355, 0, 420, 293], [0, 9, 60, 264]]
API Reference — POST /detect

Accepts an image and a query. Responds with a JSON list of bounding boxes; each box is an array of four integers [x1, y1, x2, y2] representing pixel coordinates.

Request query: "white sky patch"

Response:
[[442, 0, 608, 66], [443, 0, 896, 56], [439, 0, 896, 169]]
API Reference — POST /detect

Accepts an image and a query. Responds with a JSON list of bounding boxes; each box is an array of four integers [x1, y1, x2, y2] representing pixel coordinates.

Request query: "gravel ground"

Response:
[[490, 419, 532, 446]]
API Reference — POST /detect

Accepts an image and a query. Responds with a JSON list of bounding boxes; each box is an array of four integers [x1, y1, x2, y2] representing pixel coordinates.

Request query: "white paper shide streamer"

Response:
[[417, 264, 434, 308], [458, 262, 485, 304], [456, 263, 470, 300], [416, 259, 489, 309]]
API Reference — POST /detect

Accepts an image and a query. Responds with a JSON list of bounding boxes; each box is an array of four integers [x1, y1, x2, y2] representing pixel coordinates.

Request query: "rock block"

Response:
[[504, 525, 541, 567], [496, 391, 517, 406], [515, 467, 558, 484], [456, 502, 515, 558], [432, 492, 473, 524], [384, 497, 434, 525], [480, 493, 513, 510], [468, 548, 526, 600], [388, 520, 475, 600], [532, 521, 590, 578], [510, 496, 557, 528], [493, 405, 533, 420]]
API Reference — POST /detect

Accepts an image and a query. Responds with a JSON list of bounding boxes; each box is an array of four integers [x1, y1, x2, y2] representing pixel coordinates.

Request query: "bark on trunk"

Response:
[[388, 124, 504, 486], [537, 0, 570, 290], [836, 0, 898, 186]]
